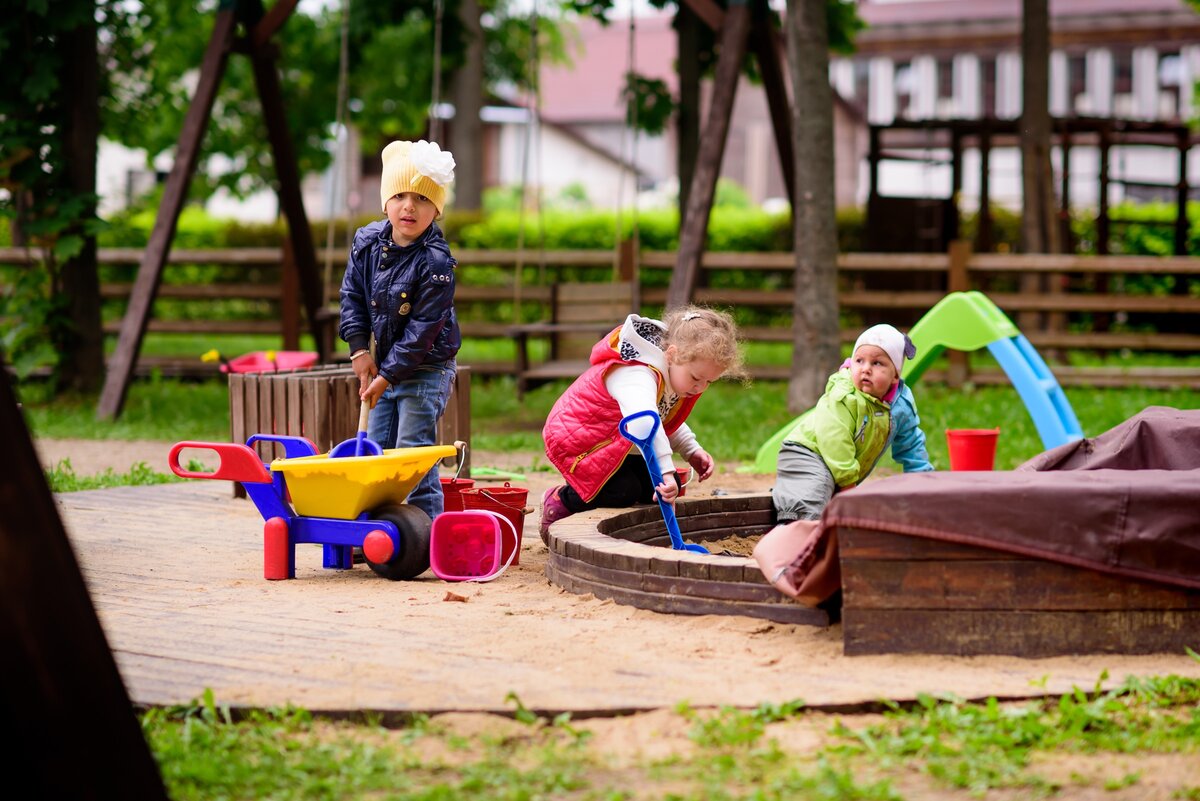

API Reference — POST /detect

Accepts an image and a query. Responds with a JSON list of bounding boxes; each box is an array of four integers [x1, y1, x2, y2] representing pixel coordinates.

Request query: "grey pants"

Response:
[[772, 442, 837, 523]]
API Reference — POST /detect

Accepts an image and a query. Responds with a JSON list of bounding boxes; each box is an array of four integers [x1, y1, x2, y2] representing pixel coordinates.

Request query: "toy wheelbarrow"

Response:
[[169, 434, 459, 581]]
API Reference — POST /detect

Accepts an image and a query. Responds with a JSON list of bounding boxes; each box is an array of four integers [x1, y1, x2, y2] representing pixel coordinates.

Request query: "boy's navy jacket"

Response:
[[339, 220, 461, 384]]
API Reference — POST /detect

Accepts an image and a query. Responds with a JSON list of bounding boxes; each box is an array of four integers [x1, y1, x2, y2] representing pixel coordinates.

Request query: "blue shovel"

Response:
[[618, 410, 709, 554], [330, 398, 385, 458], [330, 336, 385, 458]]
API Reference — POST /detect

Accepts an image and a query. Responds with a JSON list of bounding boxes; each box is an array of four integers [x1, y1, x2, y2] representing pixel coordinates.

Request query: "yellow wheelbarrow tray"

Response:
[[270, 445, 458, 520]]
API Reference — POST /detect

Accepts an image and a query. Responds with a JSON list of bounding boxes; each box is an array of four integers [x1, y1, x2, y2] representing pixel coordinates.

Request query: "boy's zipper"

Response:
[[569, 437, 614, 474], [853, 416, 869, 443]]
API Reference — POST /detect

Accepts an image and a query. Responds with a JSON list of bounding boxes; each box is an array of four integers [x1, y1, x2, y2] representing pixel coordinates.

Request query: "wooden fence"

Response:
[[3, 244, 1199, 388]]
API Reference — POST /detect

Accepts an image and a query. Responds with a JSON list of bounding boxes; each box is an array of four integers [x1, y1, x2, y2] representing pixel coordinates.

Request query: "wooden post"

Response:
[[867, 125, 881, 207], [1094, 123, 1112, 332], [977, 125, 993, 252], [1059, 124, 1073, 252], [246, 33, 327, 362], [750, 0, 794, 208], [1176, 127, 1189, 257], [948, 127, 963, 243], [96, 9, 237, 419], [281, 237, 300, 350], [438, 366, 472, 473], [946, 240, 971, 387], [947, 239, 970, 294], [616, 238, 635, 281], [667, 0, 753, 310], [616, 238, 642, 312], [676, 3, 702, 218], [1098, 124, 1110, 256]]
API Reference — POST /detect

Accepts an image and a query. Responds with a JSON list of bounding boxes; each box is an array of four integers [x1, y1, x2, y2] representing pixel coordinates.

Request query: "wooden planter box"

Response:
[[227, 365, 471, 495], [839, 527, 1200, 657]]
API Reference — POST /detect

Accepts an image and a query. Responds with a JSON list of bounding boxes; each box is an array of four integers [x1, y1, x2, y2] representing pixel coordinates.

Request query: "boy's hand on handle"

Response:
[[352, 353, 377, 393], [688, 449, 716, 482], [361, 375, 389, 408], [654, 475, 679, 505]]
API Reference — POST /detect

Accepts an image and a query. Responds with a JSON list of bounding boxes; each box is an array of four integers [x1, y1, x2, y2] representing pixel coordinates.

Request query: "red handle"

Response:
[[168, 441, 273, 484]]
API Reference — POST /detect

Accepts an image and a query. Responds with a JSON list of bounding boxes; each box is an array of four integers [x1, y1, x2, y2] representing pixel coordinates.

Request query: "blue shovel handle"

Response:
[[618, 410, 708, 554]]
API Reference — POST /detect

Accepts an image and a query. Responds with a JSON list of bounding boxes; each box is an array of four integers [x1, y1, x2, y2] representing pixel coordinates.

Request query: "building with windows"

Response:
[[95, 0, 1200, 224], [835, 0, 1200, 209]]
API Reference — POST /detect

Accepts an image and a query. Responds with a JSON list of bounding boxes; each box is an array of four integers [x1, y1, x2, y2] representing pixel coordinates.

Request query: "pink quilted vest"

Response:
[[543, 326, 700, 502]]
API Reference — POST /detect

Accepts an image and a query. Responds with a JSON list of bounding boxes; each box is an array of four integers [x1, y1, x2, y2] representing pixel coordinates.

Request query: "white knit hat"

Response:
[[379, 140, 456, 213], [853, 324, 916, 373]]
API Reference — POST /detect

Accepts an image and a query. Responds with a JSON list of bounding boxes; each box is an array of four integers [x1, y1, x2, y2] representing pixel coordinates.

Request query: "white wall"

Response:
[[495, 120, 640, 209], [96, 139, 333, 223]]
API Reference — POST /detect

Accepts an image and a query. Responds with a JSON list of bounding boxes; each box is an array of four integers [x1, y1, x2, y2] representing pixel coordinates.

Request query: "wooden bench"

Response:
[[227, 364, 471, 496], [510, 281, 637, 396]]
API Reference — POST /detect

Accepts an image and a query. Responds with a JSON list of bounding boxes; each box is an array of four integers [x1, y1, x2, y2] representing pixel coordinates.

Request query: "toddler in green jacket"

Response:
[[772, 323, 933, 523]]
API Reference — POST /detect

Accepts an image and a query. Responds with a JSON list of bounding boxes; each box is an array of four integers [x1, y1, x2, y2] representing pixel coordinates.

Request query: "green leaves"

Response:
[[623, 73, 674, 135]]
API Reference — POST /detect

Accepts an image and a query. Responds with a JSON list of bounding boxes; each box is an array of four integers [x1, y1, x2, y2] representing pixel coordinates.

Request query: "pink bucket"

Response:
[[429, 510, 518, 582]]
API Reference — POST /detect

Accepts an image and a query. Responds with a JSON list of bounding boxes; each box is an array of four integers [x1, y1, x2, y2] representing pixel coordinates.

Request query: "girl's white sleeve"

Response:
[[668, 423, 701, 460], [604, 365, 675, 475]]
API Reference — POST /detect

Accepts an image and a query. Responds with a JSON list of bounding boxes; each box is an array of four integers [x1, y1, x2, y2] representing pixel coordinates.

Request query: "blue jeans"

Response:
[[367, 360, 456, 520]]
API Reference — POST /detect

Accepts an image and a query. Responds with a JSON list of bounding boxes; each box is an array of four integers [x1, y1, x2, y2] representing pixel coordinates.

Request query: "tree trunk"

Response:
[[1019, 0, 1061, 334], [667, 1, 751, 309], [449, 0, 484, 211], [676, 3, 701, 220], [59, 9, 103, 393], [785, 0, 840, 414], [1020, 0, 1059, 254]]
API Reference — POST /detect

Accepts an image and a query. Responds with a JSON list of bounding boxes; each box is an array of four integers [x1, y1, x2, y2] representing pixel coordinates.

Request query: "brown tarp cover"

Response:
[[795, 406, 1200, 600]]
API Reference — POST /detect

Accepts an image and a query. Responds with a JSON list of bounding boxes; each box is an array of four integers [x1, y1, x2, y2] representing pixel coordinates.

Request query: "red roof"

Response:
[[537, 13, 677, 124]]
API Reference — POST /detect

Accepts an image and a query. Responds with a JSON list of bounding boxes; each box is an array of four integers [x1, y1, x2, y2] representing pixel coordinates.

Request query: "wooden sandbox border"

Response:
[[543, 493, 829, 626]]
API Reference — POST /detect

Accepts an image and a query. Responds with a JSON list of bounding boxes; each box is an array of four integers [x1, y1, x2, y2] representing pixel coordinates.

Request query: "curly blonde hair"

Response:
[[661, 305, 748, 382]]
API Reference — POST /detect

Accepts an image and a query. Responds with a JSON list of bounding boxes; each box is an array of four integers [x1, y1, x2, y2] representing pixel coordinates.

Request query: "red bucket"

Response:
[[675, 465, 691, 496], [946, 428, 1000, 471], [440, 476, 476, 512], [460, 483, 529, 565]]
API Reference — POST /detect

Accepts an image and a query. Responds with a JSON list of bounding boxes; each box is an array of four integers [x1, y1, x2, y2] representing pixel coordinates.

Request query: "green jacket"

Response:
[[783, 370, 893, 489]]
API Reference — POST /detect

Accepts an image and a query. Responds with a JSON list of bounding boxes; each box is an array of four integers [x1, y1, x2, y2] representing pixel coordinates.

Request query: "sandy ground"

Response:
[[38, 435, 1200, 705], [41, 437, 1200, 801]]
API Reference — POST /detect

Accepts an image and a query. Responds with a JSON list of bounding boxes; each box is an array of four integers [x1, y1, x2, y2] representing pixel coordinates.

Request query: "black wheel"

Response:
[[364, 504, 432, 580]]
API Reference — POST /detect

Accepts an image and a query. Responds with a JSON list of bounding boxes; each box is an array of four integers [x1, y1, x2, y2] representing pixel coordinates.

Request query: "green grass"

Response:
[[44, 459, 185, 492], [139, 670, 1200, 800], [831, 668, 1200, 796], [143, 690, 595, 801], [19, 362, 1200, 480], [19, 373, 230, 442]]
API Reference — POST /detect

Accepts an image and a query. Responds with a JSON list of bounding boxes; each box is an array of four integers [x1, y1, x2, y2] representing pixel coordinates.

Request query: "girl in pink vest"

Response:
[[540, 306, 745, 538]]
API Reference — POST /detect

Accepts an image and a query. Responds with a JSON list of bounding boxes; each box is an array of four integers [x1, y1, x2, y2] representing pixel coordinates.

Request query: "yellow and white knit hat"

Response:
[[379, 140, 456, 214]]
